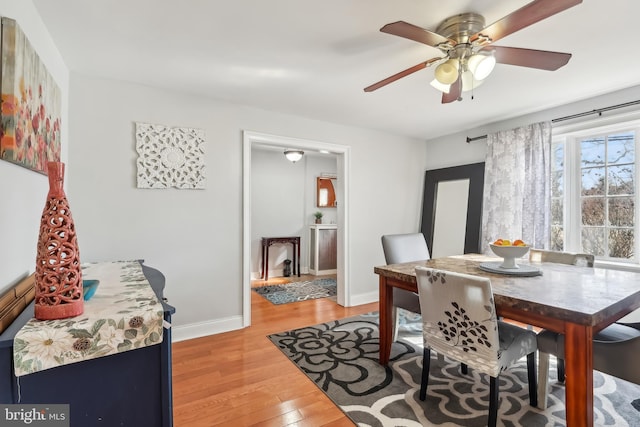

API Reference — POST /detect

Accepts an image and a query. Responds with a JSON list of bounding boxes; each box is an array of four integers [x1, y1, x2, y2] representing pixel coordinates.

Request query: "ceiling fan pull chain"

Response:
[[471, 76, 475, 100]]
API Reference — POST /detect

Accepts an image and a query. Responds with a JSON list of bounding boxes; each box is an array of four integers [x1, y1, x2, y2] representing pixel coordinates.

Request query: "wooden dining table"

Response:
[[374, 254, 640, 427]]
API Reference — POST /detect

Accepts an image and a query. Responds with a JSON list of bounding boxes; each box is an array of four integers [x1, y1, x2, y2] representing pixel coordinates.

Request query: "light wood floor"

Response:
[[172, 274, 377, 426]]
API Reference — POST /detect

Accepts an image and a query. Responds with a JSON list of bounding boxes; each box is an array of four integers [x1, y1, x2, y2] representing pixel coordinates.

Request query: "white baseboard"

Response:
[[172, 287, 377, 342], [171, 315, 244, 342], [251, 267, 310, 280], [347, 290, 379, 307], [309, 268, 337, 275]]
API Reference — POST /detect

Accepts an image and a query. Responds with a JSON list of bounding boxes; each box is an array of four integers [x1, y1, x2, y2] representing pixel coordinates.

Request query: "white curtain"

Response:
[[481, 122, 551, 254]]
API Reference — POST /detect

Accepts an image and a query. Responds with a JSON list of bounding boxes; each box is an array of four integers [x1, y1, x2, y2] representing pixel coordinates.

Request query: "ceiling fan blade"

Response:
[[441, 77, 461, 104], [471, 0, 582, 45], [364, 57, 442, 92], [381, 21, 454, 48], [487, 46, 571, 70]]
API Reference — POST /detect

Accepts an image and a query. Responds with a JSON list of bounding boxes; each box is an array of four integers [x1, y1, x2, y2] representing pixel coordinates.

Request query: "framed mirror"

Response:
[[316, 177, 337, 208], [420, 162, 485, 257]]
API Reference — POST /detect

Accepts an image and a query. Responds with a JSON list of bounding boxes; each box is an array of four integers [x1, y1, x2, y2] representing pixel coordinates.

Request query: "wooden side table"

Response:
[[261, 236, 301, 280]]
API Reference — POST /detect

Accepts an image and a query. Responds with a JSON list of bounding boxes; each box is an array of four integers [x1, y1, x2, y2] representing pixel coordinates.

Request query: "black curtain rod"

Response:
[[465, 99, 640, 143]]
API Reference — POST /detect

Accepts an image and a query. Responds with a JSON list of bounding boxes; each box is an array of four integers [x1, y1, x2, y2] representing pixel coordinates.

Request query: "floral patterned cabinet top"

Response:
[[13, 260, 165, 376]]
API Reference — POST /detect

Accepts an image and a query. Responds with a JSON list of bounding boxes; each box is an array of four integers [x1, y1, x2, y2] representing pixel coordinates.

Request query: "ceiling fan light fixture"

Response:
[[366, 1, 581, 101], [468, 53, 496, 80], [284, 149, 304, 163], [460, 70, 485, 92], [430, 78, 451, 93], [434, 59, 459, 85]]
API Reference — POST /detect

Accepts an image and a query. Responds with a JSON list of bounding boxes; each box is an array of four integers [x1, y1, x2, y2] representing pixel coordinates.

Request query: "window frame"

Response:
[[552, 113, 640, 265]]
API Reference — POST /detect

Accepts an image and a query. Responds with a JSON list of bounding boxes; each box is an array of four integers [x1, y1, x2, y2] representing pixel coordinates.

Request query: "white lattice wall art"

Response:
[[135, 122, 206, 189]]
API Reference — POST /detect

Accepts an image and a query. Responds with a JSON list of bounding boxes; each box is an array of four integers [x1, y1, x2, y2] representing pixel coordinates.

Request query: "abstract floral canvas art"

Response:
[[0, 17, 61, 174]]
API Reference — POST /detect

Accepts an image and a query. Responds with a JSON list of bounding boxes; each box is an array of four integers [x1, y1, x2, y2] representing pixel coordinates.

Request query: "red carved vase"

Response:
[[34, 161, 83, 320]]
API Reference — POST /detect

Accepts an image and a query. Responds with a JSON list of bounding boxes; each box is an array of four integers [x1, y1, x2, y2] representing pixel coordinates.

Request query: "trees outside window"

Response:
[[553, 124, 638, 262]]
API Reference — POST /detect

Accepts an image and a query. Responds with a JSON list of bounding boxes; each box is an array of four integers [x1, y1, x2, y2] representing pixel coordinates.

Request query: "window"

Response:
[[552, 120, 639, 263]]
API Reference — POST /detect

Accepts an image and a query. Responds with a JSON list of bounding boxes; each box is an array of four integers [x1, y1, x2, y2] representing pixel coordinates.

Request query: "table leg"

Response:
[[378, 275, 394, 365], [261, 243, 265, 279], [292, 242, 297, 276], [264, 245, 269, 280], [564, 323, 594, 427], [297, 240, 301, 277]]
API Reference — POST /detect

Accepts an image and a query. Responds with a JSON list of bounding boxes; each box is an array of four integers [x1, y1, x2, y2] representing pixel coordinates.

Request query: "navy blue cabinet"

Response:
[[0, 262, 175, 427]]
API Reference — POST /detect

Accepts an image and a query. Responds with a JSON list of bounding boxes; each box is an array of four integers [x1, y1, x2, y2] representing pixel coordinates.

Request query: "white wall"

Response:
[[0, 0, 69, 291], [251, 149, 336, 278], [68, 73, 427, 339]]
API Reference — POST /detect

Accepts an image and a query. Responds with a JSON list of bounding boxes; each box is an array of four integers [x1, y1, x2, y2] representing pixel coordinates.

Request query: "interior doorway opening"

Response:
[[242, 131, 351, 327]]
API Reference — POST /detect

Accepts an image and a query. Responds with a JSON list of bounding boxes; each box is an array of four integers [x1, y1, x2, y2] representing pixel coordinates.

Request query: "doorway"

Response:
[[242, 131, 351, 327]]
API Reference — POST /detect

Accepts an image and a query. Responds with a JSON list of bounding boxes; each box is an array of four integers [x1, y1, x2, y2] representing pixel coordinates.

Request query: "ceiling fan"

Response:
[[364, 0, 582, 104]]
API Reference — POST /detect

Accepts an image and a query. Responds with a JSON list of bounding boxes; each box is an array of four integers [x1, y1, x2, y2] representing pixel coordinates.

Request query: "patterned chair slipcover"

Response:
[[415, 266, 538, 427]]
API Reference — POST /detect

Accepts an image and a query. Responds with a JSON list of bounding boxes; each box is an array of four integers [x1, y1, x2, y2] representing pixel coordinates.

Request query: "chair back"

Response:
[[381, 233, 430, 264], [415, 266, 501, 377], [529, 248, 594, 267], [593, 325, 640, 385]]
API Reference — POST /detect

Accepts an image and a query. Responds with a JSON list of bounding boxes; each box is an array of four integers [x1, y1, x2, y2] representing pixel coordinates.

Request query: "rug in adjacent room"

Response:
[[268, 311, 640, 426], [252, 278, 336, 305]]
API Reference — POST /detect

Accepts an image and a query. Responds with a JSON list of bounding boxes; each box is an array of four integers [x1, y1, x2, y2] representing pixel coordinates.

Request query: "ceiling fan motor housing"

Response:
[[435, 13, 485, 45]]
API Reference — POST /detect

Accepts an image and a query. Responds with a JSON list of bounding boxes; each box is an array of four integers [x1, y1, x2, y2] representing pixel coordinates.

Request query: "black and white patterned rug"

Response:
[[269, 311, 640, 426], [253, 278, 336, 304]]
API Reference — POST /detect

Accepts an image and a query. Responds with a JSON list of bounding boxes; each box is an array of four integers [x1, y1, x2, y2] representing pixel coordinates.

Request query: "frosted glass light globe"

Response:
[[434, 59, 459, 85], [468, 53, 496, 80], [461, 70, 485, 92], [430, 78, 451, 93]]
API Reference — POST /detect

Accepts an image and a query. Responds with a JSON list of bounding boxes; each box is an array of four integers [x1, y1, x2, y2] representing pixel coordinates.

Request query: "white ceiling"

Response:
[[32, 0, 640, 140]]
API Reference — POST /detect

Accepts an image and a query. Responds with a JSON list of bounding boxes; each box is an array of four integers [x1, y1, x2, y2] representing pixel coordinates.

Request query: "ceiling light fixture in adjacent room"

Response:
[[284, 149, 304, 163]]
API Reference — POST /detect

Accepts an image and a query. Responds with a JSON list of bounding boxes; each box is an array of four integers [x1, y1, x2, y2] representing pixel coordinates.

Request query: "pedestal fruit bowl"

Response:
[[490, 239, 530, 269]]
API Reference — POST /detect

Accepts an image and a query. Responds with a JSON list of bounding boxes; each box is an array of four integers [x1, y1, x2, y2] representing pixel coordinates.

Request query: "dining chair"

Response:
[[530, 248, 592, 407], [537, 323, 640, 409], [530, 248, 640, 409], [529, 248, 594, 267], [381, 233, 430, 341], [528, 250, 594, 350], [415, 266, 538, 427], [617, 309, 640, 329]]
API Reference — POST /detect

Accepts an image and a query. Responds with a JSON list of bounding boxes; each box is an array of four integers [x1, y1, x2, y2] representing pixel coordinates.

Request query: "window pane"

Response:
[[551, 226, 564, 251], [608, 164, 634, 195], [551, 171, 563, 197], [557, 128, 636, 262], [582, 197, 605, 226], [581, 167, 605, 196], [582, 227, 605, 256], [581, 137, 605, 167], [553, 143, 564, 170], [609, 197, 635, 227], [551, 198, 563, 225], [609, 228, 634, 259], [607, 132, 635, 165]]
